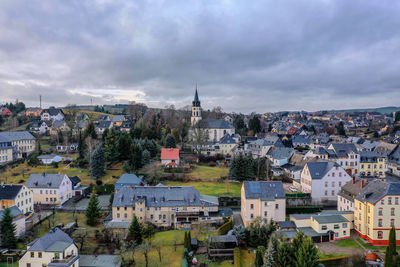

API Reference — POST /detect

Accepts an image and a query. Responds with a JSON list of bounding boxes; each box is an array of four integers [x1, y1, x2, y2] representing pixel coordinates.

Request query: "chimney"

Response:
[[361, 180, 365, 188], [352, 176, 355, 184]]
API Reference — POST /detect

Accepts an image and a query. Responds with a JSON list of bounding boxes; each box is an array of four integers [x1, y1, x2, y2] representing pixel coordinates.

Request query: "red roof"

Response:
[[161, 148, 180, 160]]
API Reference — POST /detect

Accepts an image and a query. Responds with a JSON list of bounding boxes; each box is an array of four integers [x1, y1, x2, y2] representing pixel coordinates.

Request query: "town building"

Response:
[[114, 173, 146, 192], [25, 107, 43, 117], [0, 183, 34, 214], [111, 186, 219, 229], [327, 143, 360, 176], [354, 180, 400, 245], [18, 228, 79, 267], [0, 206, 25, 238], [25, 173, 73, 205], [337, 178, 372, 212], [359, 151, 386, 178], [29, 120, 50, 134], [0, 135, 13, 165], [41, 107, 65, 121], [241, 181, 286, 227], [0, 131, 36, 160], [300, 161, 352, 203]]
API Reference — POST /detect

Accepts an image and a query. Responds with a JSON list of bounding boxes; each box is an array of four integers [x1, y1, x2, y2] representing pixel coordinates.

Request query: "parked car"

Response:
[[289, 186, 297, 192]]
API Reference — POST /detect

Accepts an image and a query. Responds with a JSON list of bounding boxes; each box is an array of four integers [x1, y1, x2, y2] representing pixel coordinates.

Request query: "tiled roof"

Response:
[[27, 228, 74, 252], [112, 186, 218, 207], [311, 214, 349, 224], [355, 180, 400, 204], [306, 161, 339, 180], [161, 148, 180, 160], [243, 181, 285, 200], [267, 147, 294, 160], [115, 174, 146, 190], [26, 173, 69, 189], [219, 134, 236, 144], [112, 115, 125, 122], [0, 131, 35, 142], [0, 184, 23, 200], [97, 120, 112, 129], [199, 119, 234, 129], [43, 108, 63, 116], [330, 143, 358, 157]]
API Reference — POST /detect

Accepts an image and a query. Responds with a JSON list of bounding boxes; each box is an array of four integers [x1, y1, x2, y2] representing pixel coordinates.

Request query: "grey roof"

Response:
[[0, 131, 35, 142], [243, 181, 285, 200], [281, 164, 303, 172], [359, 151, 384, 163], [0, 184, 23, 200], [43, 108, 64, 116], [267, 147, 294, 160], [112, 186, 218, 208], [219, 134, 236, 144], [292, 136, 311, 144], [311, 214, 349, 224], [26, 173, 69, 189], [306, 161, 339, 180], [278, 230, 298, 239], [115, 174, 146, 190], [251, 135, 283, 147], [209, 235, 238, 243], [359, 140, 379, 150], [313, 147, 328, 155], [355, 180, 400, 204], [112, 115, 125, 122], [27, 228, 74, 252], [290, 214, 312, 220], [52, 120, 66, 128], [330, 143, 358, 157], [0, 205, 23, 222], [298, 227, 325, 237], [38, 154, 61, 160], [374, 142, 398, 156], [97, 120, 112, 129], [79, 255, 121, 267], [199, 119, 234, 129], [277, 221, 297, 229]]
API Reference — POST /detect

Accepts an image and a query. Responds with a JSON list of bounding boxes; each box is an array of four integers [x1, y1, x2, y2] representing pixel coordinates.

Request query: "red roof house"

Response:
[[1, 107, 13, 116], [161, 148, 180, 167]]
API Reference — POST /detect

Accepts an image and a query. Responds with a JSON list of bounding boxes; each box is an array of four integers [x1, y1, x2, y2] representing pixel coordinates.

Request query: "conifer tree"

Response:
[[165, 134, 176, 148], [90, 145, 106, 180], [277, 239, 293, 267], [263, 239, 276, 267], [77, 131, 86, 160], [294, 235, 319, 267], [85, 121, 97, 139], [183, 232, 189, 249], [385, 227, 397, 267], [0, 208, 17, 248], [85, 193, 101, 226], [130, 143, 143, 170], [142, 149, 151, 165], [187, 231, 192, 251], [255, 246, 264, 267], [128, 216, 142, 245]]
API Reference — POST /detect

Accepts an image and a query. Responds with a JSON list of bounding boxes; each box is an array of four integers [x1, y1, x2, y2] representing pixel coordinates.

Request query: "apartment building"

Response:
[[359, 151, 386, 178], [25, 173, 73, 205], [327, 143, 360, 176], [112, 186, 219, 229], [241, 181, 286, 227], [0, 131, 36, 160], [337, 178, 372, 212], [0, 206, 26, 237], [300, 161, 352, 203], [0, 184, 34, 214], [19, 228, 79, 267], [354, 179, 400, 245], [0, 135, 13, 165]]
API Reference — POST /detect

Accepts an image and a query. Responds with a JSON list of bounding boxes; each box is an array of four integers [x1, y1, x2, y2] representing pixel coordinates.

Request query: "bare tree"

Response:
[[189, 123, 209, 157], [75, 230, 88, 251], [138, 240, 152, 267], [126, 101, 148, 120], [153, 240, 164, 263], [208, 106, 224, 119]]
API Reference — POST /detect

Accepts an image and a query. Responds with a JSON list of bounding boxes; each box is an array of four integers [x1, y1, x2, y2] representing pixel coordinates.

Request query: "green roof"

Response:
[[311, 215, 349, 224]]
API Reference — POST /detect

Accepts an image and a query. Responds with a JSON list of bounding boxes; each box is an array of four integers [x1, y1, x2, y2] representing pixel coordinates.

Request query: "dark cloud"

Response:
[[0, 0, 400, 113]]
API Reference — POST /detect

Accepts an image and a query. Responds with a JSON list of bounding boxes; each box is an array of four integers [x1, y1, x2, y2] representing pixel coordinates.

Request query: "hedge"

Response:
[[286, 206, 322, 214], [217, 217, 233, 235], [234, 247, 241, 267]]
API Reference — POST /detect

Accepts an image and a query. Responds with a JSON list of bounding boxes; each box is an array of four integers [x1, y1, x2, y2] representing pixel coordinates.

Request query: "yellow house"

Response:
[[359, 151, 386, 178], [19, 228, 79, 267], [354, 179, 400, 246], [0, 184, 34, 214], [241, 181, 286, 227]]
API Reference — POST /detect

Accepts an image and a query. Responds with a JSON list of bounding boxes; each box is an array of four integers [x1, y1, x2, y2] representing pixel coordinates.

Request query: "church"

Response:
[[190, 88, 235, 143]]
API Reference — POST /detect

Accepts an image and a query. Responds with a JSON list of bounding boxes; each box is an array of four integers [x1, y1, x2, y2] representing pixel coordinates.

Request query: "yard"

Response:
[[163, 181, 241, 197], [188, 165, 229, 180], [334, 238, 362, 249]]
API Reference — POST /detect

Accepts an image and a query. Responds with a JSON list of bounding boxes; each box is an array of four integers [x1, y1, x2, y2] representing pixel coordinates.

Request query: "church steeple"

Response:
[[191, 85, 202, 125]]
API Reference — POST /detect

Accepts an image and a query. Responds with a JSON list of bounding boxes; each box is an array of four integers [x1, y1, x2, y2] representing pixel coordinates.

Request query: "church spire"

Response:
[[192, 84, 200, 107]]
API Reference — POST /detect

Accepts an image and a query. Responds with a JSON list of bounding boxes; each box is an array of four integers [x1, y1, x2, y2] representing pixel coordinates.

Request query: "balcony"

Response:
[[49, 254, 79, 266], [176, 212, 200, 217]]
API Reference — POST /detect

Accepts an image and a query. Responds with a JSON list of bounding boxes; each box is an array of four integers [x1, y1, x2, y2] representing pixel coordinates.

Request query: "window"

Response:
[[321, 225, 327, 230], [38, 252, 42, 258], [378, 219, 382, 227], [332, 172, 335, 177], [264, 211, 268, 217], [378, 231, 383, 239], [30, 252, 34, 258], [379, 208, 383, 216], [55, 252, 60, 259], [335, 233, 339, 237], [368, 217, 370, 224], [250, 204, 254, 210], [250, 214, 254, 219], [158, 214, 162, 220], [381, 199, 384, 205], [163, 214, 166, 219], [264, 202, 268, 207], [339, 181, 342, 187], [332, 181, 335, 187], [391, 208, 395, 216], [331, 190, 335, 196], [342, 223, 347, 228], [124, 213, 127, 218], [117, 214, 120, 218], [343, 230, 347, 236], [359, 203, 362, 209], [334, 224, 339, 229], [325, 182, 328, 187], [275, 204, 279, 210], [150, 215, 153, 220], [389, 198, 392, 205], [391, 219, 395, 227], [27, 264, 31, 267], [325, 190, 328, 196], [396, 198, 399, 205]]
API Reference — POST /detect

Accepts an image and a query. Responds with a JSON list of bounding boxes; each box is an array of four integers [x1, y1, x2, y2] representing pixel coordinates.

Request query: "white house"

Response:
[[41, 107, 65, 121], [37, 154, 63, 165], [160, 148, 180, 167], [25, 173, 73, 205], [18, 228, 79, 267], [0, 184, 34, 214], [300, 161, 352, 203]]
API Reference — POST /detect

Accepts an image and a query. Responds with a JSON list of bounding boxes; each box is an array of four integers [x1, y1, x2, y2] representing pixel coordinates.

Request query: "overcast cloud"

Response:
[[0, 0, 400, 113]]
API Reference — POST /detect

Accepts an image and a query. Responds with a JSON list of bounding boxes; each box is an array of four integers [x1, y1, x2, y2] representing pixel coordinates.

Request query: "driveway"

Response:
[[316, 241, 363, 256], [60, 195, 111, 212]]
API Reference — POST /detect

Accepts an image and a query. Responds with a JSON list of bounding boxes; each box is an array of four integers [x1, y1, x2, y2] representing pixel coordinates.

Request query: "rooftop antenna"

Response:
[[40, 95, 42, 109]]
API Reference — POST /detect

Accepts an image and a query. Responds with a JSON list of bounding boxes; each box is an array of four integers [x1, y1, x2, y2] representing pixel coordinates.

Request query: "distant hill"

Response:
[[330, 106, 400, 114]]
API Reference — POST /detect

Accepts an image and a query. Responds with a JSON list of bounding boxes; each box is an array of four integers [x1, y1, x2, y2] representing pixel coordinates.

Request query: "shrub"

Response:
[[217, 217, 233, 235]]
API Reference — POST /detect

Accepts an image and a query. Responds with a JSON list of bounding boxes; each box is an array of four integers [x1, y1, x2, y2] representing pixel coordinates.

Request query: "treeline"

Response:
[[229, 153, 268, 181]]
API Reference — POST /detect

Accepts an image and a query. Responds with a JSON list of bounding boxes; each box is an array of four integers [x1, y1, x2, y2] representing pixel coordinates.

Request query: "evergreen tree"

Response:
[[118, 133, 132, 160], [187, 231, 192, 251], [184, 232, 189, 249], [103, 129, 119, 162], [85, 193, 101, 226], [90, 145, 106, 180], [130, 143, 143, 170], [58, 130, 64, 144], [128, 216, 142, 245], [263, 239, 276, 267], [336, 121, 346, 136], [85, 121, 97, 139], [0, 208, 17, 248], [37, 141, 42, 155], [77, 131, 86, 160], [165, 134, 176, 148], [141, 149, 151, 165], [294, 235, 319, 267], [277, 239, 293, 267], [249, 116, 262, 134], [255, 246, 264, 267], [385, 227, 397, 267]]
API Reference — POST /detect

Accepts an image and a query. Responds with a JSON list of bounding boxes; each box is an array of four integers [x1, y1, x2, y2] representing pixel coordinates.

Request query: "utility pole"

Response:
[[40, 95, 42, 109]]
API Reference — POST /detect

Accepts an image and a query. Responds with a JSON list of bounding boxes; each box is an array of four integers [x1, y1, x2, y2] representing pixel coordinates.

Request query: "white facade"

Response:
[[205, 128, 235, 143], [41, 111, 64, 121], [15, 185, 34, 214], [19, 243, 79, 267]]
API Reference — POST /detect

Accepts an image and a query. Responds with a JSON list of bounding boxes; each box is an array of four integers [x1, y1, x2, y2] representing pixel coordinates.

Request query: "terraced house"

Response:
[[0, 183, 34, 214], [112, 185, 219, 229], [354, 179, 400, 245], [359, 151, 386, 178], [0, 131, 36, 160]]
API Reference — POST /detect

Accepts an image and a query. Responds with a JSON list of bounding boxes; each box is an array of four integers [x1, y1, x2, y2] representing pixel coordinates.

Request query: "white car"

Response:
[[289, 186, 297, 192]]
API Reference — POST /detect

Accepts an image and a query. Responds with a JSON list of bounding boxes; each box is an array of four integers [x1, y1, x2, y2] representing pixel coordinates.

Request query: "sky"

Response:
[[1, 0, 400, 113]]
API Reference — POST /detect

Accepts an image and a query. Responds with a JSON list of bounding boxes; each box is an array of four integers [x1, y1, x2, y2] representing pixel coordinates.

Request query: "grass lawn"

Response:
[[334, 238, 362, 249], [188, 165, 229, 180], [356, 238, 400, 251], [164, 181, 241, 197], [207, 249, 255, 267], [0, 161, 125, 185], [0, 263, 18, 267], [318, 252, 349, 260]]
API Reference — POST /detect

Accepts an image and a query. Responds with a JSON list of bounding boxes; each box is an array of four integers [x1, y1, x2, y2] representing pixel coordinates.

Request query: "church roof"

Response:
[[199, 119, 234, 129], [192, 88, 201, 107]]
